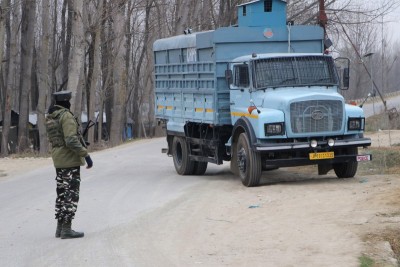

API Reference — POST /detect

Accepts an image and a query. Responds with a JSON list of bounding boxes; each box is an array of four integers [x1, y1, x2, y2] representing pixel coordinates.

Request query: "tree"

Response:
[[67, 0, 85, 115], [36, 0, 51, 156], [0, 0, 11, 157], [17, 0, 36, 152], [86, 0, 103, 145], [109, 0, 127, 146], [130, 0, 154, 138]]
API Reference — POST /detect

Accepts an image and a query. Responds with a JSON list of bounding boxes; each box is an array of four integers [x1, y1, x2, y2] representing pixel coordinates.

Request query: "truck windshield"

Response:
[[253, 55, 339, 89]]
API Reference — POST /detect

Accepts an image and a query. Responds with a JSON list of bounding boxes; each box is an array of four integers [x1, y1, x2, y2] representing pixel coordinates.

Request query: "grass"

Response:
[[358, 147, 400, 175], [359, 255, 374, 267], [366, 113, 400, 132]]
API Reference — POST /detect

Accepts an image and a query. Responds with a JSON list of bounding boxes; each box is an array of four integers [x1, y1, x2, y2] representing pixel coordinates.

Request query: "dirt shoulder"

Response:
[[0, 157, 52, 178], [123, 169, 400, 267], [366, 130, 400, 148], [124, 131, 400, 266]]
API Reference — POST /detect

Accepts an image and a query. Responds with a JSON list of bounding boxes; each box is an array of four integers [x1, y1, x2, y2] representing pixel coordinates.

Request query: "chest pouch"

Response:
[[46, 113, 66, 147]]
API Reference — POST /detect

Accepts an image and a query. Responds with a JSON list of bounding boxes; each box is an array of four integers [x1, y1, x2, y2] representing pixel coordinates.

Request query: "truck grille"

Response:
[[290, 100, 343, 134]]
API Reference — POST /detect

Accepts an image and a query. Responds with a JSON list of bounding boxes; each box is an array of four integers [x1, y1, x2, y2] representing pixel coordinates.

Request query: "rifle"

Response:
[[81, 113, 99, 146]]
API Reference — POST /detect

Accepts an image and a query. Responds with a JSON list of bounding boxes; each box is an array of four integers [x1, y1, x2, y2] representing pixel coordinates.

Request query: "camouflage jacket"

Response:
[[46, 105, 88, 168]]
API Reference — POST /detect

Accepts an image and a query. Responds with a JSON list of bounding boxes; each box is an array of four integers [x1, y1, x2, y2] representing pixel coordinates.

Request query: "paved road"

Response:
[[361, 94, 400, 117], [0, 138, 211, 266]]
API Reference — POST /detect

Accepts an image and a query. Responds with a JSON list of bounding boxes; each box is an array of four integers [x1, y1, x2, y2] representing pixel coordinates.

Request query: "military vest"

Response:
[[46, 110, 68, 147]]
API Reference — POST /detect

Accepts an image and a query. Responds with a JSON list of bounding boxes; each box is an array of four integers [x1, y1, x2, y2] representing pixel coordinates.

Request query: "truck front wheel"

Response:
[[237, 133, 262, 187], [333, 147, 358, 178], [172, 136, 194, 175]]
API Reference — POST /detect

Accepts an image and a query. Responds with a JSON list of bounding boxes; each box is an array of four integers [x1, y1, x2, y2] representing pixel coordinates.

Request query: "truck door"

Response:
[[229, 63, 252, 125]]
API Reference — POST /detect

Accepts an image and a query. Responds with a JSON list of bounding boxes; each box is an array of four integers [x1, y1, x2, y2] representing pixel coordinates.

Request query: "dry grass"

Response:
[[364, 229, 400, 262], [358, 147, 400, 175]]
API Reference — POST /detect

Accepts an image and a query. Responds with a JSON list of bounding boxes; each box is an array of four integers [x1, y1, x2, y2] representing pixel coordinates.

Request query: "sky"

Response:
[[384, 2, 400, 43]]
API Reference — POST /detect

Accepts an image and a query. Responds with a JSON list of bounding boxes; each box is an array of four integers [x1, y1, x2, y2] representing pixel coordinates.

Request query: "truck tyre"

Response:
[[193, 161, 208, 175], [333, 147, 358, 178], [230, 142, 239, 176], [172, 136, 194, 175], [237, 133, 262, 187]]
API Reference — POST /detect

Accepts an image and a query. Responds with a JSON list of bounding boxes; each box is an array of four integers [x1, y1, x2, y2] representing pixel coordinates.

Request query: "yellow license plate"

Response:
[[309, 152, 334, 160]]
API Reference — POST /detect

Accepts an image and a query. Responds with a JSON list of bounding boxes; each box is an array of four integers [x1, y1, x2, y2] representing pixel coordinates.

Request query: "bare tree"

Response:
[[60, 0, 72, 91], [0, 0, 7, 76], [0, 0, 11, 157], [17, 0, 36, 152], [130, 0, 154, 138], [87, 0, 103, 145], [109, 1, 127, 146], [36, 0, 51, 156], [67, 0, 85, 115]]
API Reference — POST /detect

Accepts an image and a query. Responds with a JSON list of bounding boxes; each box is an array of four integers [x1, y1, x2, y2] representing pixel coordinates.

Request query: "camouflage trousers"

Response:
[[55, 167, 81, 223]]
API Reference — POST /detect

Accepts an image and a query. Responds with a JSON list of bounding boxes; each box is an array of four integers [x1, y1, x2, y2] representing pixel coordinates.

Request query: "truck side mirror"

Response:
[[342, 67, 349, 90], [335, 57, 350, 90], [225, 69, 233, 85]]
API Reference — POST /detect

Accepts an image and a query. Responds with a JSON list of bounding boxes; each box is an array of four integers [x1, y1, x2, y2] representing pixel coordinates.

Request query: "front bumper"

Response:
[[254, 138, 371, 152]]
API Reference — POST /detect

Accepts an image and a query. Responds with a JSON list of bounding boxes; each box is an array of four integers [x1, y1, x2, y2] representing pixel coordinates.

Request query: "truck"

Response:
[[153, 0, 372, 187]]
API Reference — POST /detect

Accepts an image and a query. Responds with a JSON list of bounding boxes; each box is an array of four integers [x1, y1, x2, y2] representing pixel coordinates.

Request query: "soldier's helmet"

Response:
[[52, 91, 72, 102]]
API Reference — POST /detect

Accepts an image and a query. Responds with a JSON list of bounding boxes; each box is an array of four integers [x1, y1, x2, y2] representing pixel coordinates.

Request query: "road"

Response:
[[1, 138, 399, 266], [361, 93, 400, 117], [0, 138, 204, 266]]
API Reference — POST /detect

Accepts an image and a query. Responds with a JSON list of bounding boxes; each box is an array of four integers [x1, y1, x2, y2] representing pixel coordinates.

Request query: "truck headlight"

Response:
[[265, 123, 285, 136], [348, 118, 364, 131]]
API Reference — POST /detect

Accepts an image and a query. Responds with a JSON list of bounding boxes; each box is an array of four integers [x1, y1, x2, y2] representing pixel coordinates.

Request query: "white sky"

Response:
[[383, 2, 400, 44]]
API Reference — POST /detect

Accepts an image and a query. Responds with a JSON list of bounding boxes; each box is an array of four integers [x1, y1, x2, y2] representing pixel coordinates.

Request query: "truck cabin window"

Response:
[[253, 56, 339, 89], [233, 64, 250, 87]]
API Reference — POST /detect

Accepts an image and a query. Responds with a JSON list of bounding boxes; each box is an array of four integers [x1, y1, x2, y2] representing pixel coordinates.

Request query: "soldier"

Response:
[[46, 91, 93, 239]]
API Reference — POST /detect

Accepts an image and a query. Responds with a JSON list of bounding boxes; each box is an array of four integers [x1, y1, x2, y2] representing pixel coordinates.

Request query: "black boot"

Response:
[[55, 220, 63, 238], [60, 221, 84, 239]]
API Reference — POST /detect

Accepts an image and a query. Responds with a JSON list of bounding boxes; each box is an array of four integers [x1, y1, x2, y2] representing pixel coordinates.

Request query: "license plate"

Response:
[[356, 155, 371, 162], [309, 152, 334, 160]]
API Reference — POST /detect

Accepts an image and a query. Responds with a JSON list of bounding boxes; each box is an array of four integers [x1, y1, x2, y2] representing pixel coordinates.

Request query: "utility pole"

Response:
[[335, 14, 387, 111], [318, 0, 328, 37]]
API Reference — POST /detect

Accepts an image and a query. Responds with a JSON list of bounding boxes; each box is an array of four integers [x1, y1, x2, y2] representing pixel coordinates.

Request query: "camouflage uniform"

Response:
[[55, 167, 81, 223], [46, 91, 93, 239]]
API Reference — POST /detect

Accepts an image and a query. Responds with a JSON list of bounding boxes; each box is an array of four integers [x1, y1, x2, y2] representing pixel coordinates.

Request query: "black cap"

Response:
[[53, 91, 72, 102]]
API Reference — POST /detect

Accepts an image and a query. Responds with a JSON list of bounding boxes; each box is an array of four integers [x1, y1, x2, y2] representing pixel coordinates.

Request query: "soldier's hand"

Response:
[[85, 155, 93, 169]]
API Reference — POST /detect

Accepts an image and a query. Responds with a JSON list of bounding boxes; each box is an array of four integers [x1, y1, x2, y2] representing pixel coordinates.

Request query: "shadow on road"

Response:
[[189, 165, 352, 187]]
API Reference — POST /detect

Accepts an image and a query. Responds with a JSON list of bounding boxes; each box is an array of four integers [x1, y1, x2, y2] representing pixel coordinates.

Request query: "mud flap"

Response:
[[318, 163, 332, 175]]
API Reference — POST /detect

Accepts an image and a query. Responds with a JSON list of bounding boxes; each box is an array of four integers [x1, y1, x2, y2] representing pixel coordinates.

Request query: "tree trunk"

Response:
[[101, 0, 112, 140], [173, 0, 190, 35], [49, 0, 57, 108], [60, 0, 72, 91], [1, 0, 18, 157], [0, 0, 7, 75], [132, 0, 153, 138], [0, 0, 9, 156], [110, 1, 127, 147], [37, 0, 50, 156], [87, 0, 103, 145], [17, 0, 36, 152], [67, 0, 85, 114], [0, 0, 11, 157]]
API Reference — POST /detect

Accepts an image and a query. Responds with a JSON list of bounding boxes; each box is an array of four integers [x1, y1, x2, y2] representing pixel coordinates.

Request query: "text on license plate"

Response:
[[309, 152, 334, 160], [356, 155, 371, 162]]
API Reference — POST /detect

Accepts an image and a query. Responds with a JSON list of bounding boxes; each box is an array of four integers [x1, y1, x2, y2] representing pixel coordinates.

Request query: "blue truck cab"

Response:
[[153, 0, 371, 186]]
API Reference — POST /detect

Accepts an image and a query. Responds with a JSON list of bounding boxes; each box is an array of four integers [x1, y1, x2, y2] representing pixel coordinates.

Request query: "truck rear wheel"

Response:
[[237, 133, 262, 187], [193, 161, 208, 175], [172, 136, 194, 175], [333, 147, 358, 178]]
